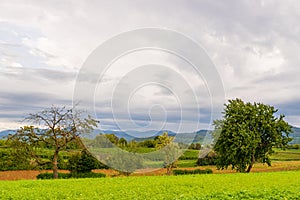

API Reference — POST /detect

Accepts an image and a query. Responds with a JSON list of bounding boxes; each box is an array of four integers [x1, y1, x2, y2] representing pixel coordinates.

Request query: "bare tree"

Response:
[[10, 105, 98, 178]]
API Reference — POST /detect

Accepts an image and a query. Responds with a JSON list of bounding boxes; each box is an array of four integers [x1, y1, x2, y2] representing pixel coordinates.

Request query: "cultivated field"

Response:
[[0, 171, 299, 200]]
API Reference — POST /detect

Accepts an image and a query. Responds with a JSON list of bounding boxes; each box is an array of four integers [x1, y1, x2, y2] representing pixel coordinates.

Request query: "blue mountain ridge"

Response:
[[1, 127, 299, 143]]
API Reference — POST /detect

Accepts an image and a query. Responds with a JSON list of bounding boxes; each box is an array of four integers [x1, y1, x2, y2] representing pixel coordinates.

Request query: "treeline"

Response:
[[88, 133, 201, 150], [0, 132, 206, 174], [0, 138, 107, 171]]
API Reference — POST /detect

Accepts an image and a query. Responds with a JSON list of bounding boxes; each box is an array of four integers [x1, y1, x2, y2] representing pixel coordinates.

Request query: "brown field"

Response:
[[1, 161, 300, 180]]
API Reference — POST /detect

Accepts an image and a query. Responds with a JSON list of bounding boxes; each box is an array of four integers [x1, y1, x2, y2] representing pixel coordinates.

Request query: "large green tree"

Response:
[[9, 105, 98, 178], [214, 99, 292, 172]]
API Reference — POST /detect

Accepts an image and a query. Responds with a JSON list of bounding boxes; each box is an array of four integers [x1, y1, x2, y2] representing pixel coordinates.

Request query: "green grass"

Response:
[[177, 159, 197, 168], [1, 171, 300, 199], [179, 149, 199, 160], [270, 148, 300, 161]]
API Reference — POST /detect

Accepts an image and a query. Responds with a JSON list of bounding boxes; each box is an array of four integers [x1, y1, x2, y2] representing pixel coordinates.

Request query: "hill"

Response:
[[1, 127, 299, 144], [290, 127, 300, 144], [0, 130, 17, 139]]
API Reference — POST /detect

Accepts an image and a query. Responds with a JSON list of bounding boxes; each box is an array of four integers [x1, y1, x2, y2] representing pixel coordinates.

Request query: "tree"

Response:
[[9, 105, 98, 178], [138, 139, 156, 148], [156, 132, 180, 175], [214, 99, 292, 172], [68, 149, 107, 174], [105, 152, 144, 176], [118, 138, 128, 147], [105, 133, 119, 144], [210, 119, 223, 144]]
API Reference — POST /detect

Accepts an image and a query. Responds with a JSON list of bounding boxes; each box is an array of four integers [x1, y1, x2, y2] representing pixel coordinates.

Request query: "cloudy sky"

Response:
[[0, 0, 300, 132]]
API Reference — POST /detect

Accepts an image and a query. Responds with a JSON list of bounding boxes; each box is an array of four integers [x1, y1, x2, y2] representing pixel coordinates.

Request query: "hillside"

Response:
[[290, 127, 300, 144], [1, 127, 300, 144]]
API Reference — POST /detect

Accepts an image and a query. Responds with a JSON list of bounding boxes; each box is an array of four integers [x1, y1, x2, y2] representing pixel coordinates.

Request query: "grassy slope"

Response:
[[1, 171, 299, 200]]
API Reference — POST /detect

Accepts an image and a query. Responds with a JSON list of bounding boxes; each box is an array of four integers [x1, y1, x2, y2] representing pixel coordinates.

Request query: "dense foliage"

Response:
[[214, 99, 292, 172], [36, 172, 106, 179], [8, 106, 98, 178], [172, 168, 212, 175], [196, 151, 217, 166], [155, 132, 181, 175], [67, 149, 108, 173]]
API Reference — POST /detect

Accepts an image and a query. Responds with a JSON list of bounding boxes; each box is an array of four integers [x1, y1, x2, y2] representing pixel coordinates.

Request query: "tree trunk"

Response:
[[246, 153, 255, 173], [166, 166, 172, 175], [53, 149, 59, 179]]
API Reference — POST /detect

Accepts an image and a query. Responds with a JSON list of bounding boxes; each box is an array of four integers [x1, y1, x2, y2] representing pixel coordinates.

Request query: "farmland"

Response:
[[0, 171, 299, 200]]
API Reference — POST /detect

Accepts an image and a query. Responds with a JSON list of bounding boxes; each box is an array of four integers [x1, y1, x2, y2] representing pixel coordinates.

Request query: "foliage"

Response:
[[210, 119, 223, 144], [155, 132, 181, 175], [70, 172, 106, 178], [0, 140, 34, 171], [172, 168, 213, 175], [1, 171, 300, 199], [36, 172, 105, 179], [8, 105, 99, 178], [188, 143, 201, 150], [36, 172, 71, 179], [105, 152, 144, 176], [118, 138, 127, 147], [67, 149, 108, 173], [214, 99, 293, 172], [89, 134, 114, 148], [138, 139, 157, 148], [197, 151, 217, 166], [104, 133, 119, 144]]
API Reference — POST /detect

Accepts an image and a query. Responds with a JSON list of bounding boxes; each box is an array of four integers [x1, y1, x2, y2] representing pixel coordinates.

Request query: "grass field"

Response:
[[0, 171, 299, 199], [271, 148, 300, 161]]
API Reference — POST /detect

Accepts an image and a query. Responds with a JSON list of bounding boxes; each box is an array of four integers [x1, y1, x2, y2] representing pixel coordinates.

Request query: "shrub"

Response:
[[37, 172, 71, 179], [71, 172, 106, 178], [36, 172, 106, 179], [0, 149, 32, 171], [68, 149, 108, 174], [197, 151, 217, 166], [173, 168, 213, 175]]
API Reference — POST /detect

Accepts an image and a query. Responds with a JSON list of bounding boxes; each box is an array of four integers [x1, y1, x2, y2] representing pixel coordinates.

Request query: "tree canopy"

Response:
[[9, 105, 98, 178], [156, 132, 180, 175], [214, 99, 292, 172]]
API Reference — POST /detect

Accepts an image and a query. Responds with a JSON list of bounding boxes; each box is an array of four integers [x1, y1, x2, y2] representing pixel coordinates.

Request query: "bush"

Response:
[[37, 172, 71, 179], [70, 172, 106, 178], [197, 151, 217, 166], [36, 172, 106, 179], [68, 149, 108, 174], [173, 168, 213, 175], [0, 149, 32, 171]]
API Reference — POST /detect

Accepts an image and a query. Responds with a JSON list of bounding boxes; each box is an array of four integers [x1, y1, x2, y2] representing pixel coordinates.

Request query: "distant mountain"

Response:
[[1, 126, 299, 144], [0, 129, 17, 139], [94, 129, 178, 141], [290, 127, 300, 144], [92, 129, 212, 143]]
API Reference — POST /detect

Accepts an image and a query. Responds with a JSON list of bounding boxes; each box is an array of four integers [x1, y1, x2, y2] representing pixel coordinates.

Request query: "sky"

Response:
[[0, 0, 300, 132]]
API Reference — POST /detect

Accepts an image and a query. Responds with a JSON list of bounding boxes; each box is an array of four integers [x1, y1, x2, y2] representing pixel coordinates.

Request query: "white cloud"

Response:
[[0, 0, 300, 130]]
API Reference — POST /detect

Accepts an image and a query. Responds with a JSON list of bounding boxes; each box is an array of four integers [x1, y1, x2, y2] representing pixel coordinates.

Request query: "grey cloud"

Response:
[[1, 0, 300, 131], [276, 100, 300, 117]]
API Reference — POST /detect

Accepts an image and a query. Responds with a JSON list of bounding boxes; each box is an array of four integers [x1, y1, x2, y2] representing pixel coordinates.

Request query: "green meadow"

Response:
[[1, 171, 299, 200]]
